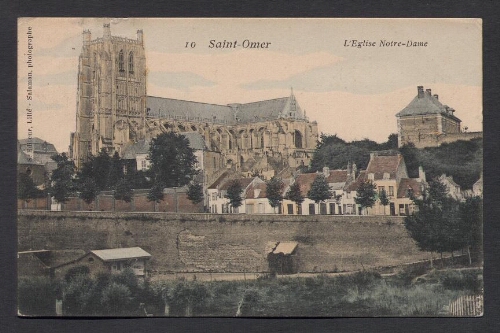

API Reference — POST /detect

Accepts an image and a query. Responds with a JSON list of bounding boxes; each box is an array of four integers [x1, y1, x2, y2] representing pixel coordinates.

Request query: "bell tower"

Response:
[[71, 24, 147, 169]]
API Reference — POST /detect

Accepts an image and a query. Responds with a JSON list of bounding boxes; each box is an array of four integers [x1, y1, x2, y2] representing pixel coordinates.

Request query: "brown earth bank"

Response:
[[18, 211, 432, 274]]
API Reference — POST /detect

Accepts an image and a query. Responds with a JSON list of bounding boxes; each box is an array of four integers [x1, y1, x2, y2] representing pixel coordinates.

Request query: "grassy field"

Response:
[[151, 267, 483, 317]]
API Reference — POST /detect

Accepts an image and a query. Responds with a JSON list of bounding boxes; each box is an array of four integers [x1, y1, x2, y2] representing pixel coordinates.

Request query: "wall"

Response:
[[18, 211, 431, 274]]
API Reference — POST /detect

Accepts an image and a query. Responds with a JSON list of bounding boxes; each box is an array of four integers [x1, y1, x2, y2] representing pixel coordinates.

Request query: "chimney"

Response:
[[418, 166, 426, 182], [417, 86, 424, 98], [83, 29, 92, 43], [103, 23, 111, 39], [425, 88, 432, 96], [433, 94, 439, 100], [137, 29, 143, 44]]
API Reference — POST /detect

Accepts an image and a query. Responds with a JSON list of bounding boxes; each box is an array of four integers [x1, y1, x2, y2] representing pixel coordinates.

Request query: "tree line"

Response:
[[18, 132, 204, 207]]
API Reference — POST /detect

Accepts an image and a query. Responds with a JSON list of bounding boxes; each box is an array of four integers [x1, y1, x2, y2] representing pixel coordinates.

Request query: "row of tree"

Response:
[[19, 132, 204, 207], [223, 174, 379, 215]]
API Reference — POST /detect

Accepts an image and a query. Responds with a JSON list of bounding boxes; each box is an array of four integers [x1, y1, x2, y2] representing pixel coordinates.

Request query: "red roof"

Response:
[[208, 171, 228, 189], [366, 154, 402, 180], [245, 182, 267, 199], [294, 173, 319, 195], [397, 178, 423, 199], [219, 177, 255, 191], [346, 171, 367, 191], [326, 170, 349, 183]]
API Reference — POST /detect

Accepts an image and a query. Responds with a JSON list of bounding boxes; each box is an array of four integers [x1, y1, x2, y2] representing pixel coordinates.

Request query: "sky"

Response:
[[18, 18, 482, 153]]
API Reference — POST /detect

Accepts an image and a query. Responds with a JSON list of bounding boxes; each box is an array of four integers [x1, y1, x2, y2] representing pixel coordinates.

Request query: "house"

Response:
[[17, 249, 86, 278], [267, 241, 299, 274], [282, 164, 355, 215], [18, 137, 59, 173], [341, 152, 426, 216], [437, 174, 463, 201], [17, 146, 47, 187], [54, 247, 152, 279], [207, 176, 263, 213]]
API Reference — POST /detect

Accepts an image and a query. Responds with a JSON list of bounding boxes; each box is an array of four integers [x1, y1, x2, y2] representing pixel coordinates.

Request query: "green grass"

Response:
[[149, 268, 483, 317]]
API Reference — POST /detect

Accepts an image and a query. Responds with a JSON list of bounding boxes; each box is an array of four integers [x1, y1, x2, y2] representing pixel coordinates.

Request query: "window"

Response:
[[378, 186, 385, 195], [287, 204, 294, 215], [141, 159, 147, 170], [118, 50, 124, 72], [388, 186, 394, 196], [128, 52, 134, 73], [309, 203, 315, 215]]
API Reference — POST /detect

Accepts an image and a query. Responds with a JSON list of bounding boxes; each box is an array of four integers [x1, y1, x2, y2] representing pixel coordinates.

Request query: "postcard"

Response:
[[17, 18, 482, 317]]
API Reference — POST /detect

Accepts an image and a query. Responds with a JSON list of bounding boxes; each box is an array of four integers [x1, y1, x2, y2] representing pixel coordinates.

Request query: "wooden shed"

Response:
[[267, 242, 299, 275]]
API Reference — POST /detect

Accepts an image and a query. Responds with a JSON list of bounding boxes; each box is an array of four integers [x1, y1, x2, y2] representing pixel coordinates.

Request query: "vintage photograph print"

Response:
[[17, 18, 482, 317]]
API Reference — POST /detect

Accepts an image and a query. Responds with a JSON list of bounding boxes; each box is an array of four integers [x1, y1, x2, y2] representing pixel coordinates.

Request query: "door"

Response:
[[390, 203, 395, 216]]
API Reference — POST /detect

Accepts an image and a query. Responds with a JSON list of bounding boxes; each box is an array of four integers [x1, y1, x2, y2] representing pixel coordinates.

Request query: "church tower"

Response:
[[71, 24, 147, 168]]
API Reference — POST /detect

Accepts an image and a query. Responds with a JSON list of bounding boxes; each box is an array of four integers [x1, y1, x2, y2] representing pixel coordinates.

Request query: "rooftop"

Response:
[[396, 86, 462, 122], [91, 247, 151, 261]]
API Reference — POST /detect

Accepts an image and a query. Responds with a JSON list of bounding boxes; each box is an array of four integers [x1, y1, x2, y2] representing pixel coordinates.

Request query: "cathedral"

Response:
[[70, 25, 319, 185]]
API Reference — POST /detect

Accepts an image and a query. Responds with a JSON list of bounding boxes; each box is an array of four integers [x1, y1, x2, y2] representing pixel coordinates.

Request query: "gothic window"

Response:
[[118, 50, 124, 72], [128, 52, 134, 74], [294, 130, 303, 148]]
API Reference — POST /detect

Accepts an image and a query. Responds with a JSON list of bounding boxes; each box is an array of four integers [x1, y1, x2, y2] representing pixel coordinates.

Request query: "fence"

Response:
[[448, 294, 483, 317]]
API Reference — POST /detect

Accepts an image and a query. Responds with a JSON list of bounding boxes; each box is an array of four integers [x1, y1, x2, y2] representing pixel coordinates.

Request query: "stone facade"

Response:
[[396, 86, 482, 148], [71, 24, 147, 169], [70, 25, 319, 181]]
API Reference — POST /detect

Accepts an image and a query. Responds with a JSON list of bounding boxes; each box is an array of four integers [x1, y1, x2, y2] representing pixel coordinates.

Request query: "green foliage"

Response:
[[114, 178, 133, 203], [404, 181, 476, 256], [399, 139, 482, 189], [64, 265, 90, 282], [148, 132, 198, 188], [225, 179, 243, 209], [187, 182, 204, 204], [310, 133, 398, 172], [17, 173, 44, 201], [167, 281, 210, 316], [108, 151, 124, 189], [266, 177, 284, 209], [285, 182, 304, 206], [307, 174, 332, 204], [79, 178, 99, 205], [18, 276, 58, 316], [379, 188, 390, 207], [50, 153, 76, 203], [354, 180, 377, 213], [100, 282, 132, 315], [147, 182, 165, 203]]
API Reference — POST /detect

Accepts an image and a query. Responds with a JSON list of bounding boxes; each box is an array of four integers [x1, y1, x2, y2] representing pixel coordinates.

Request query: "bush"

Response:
[[440, 270, 482, 293], [100, 282, 133, 315], [18, 277, 57, 316], [64, 265, 90, 282]]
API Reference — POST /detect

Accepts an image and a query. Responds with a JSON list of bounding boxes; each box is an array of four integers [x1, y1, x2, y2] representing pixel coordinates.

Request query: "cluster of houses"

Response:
[[207, 150, 483, 216]]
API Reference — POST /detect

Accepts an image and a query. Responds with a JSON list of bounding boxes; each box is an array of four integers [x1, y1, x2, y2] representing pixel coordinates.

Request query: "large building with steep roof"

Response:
[[396, 86, 482, 148], [70, 25, 319, 187]]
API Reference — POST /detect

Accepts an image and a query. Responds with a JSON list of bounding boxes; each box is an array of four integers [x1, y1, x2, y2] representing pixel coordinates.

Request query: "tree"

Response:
[[266, 177, 284, 213], [404, 181, 464, 264], [79, 178, 99, 205], [225, 179, 243, 210], [307, 174, 332, 215], [354, 180, 377, 215], [50, 153, 76, 203], [148, 132, 198, 188], [187, 182, 204, 204], [307, 174, 332, 205], [147, 182, 165, 204], [108, 151, 124, 189], [459, 196, 483, 265], [285, 182, 304, 214], [114, 178, 133, 203], [379, 188, 390, 215], [18, 173, 44, 202]]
